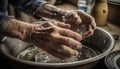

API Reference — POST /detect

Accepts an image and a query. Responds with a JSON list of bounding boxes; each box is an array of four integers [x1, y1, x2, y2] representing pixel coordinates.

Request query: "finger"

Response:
[[33, 32, 81, 50], [57, 22, 71, 29], [77, 10, 96, 29], [43, 48, 69, 59], [30, 37, 68, 59], [33, 34, 78, 49], [57, 36, 82, 49], [90, 17, 96, 30], [75, 16, 82, 24], [84, 15, 96, 30], [70, 23, 78, 31], [59, 28, 82, 41], [84, 25, 94, 37], [55, 44, 79, 57], [31, 38, 68, 59], [30, 35, 80, 59], [70, 12, 82, 24], [43, 44, 79, 59], [30, 38, 65, 59]]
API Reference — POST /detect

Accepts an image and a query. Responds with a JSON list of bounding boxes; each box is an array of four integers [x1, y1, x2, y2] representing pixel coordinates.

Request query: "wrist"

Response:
[[3, 19, 32, 40], [0, 16, 14, 34]]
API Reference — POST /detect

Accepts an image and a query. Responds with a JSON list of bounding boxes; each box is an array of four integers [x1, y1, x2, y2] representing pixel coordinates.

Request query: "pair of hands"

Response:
[[5, 10, 96, 59]]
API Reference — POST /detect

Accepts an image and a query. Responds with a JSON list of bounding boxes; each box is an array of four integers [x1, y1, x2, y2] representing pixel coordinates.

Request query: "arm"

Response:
[[33, 3, 96, 37], [0, 0, 95, 59], [8, 0, 67, 21], [8, 0, 48, 17], [9, 0, 95, 30], [1, 18, 82, 59], [0, 14, 13, 41]]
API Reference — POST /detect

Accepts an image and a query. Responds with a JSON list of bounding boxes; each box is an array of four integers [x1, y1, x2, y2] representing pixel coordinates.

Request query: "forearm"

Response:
[[0, 14, 14, 41], [34, 4, 67, 21], [0, 14, 14, 34], [9, 0, 67, 21], [2, 18, 32, 40], [9, 0, 47, 16]]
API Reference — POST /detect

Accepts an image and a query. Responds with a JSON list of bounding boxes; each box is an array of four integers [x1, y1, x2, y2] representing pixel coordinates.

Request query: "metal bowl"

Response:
[[0, 27, 115, 69], [105, 50, 120, 69]]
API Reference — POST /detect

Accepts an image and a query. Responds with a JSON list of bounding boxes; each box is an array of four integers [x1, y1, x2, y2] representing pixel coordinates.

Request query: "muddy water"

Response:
[[17, 45, 98, 63]]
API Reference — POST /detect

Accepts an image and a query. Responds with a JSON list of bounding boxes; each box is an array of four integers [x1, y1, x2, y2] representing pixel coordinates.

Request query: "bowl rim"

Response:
[[105, 50, 120, 69], [0, 27, 115, 67]]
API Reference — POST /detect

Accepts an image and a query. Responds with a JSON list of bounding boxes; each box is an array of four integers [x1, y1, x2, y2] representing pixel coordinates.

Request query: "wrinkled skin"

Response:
[[4, 19, 83, 59], [3, 10, 96, 60], [63, 10, 96, 38]]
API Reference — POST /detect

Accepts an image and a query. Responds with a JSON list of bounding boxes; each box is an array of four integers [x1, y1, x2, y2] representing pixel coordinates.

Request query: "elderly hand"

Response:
[[34, 4, 96, 38], [63, 10, 96, 38], [3, 19, 83, 59]]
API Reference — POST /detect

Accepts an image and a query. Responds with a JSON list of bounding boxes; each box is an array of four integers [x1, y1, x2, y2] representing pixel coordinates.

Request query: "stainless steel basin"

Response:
[[0, 27, 115, 69]]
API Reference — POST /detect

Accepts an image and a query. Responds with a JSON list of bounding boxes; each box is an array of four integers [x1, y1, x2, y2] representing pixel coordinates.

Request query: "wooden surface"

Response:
[[108, 3, 120, 24]]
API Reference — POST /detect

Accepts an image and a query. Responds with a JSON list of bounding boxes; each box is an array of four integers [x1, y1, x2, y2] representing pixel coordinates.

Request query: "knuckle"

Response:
[[77, 35, 83, 41], [90, 16, 95, 22], [19, 36, 26, 41], [62, 37, 72, 45], [67, 53, 73, 57], [78, 10, 84, 14], [74, 15, 79, 20], [64, 37, 70, 42], [42, 22, 52, 27], [75, 18, 81, 24], [60, 46, 66, 51], [68, 50, 78, 57], [63, 29, 69, 34], [50, 33, 58, 38], [72, 50, 79, 56], [88, 15, 94, 22], [89, 30, 94, 35], [50, 20, 56, 24], [47, 21, 52, 24], [90, 16, 94, 20], [62, 51, 73, 57], [72, 31, 82, 41], [75, 42, 81, 48], [47, 21, 56, 26]]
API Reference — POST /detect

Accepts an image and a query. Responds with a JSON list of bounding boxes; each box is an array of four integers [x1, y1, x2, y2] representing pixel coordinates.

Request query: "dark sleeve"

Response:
[[9, 0, 47, 17], [0, 0, 11, 41], [0, 14, 11, 32], [0, 14, 8, 41], [0, 14, 14, 41]]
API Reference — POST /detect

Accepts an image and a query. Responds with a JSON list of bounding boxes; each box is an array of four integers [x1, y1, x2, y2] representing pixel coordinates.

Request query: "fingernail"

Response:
[[74, 50, 79, 56], [66, 24, 71, 28], [76, 42, 83, 49]]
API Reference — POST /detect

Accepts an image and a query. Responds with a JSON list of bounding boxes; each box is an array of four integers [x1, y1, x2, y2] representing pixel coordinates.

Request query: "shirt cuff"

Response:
[[33, 1, 49, 19], [0, 14, 14, 34]]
